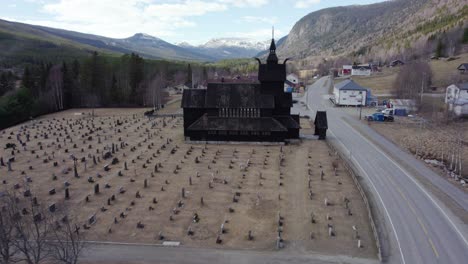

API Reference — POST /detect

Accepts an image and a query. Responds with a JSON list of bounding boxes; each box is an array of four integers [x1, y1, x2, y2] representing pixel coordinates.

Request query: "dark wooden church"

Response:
[[181, 37, 300, 142]]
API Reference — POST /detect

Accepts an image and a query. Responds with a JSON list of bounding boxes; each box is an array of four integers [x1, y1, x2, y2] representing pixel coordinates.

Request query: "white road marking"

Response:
[[339, 119, 468, 248], [327, 129, 407, 264]]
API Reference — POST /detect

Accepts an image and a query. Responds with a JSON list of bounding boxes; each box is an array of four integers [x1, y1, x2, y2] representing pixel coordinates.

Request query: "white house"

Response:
[[351, 65, 371, 76], [446, 82, 468, 117], [286, 73, 299, 84], [333, 79, 367, 106]]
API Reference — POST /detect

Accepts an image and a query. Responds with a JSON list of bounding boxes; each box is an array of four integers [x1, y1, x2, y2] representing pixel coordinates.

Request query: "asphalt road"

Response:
[[294, 76, 468, 264], [81, 242, 378, 264]]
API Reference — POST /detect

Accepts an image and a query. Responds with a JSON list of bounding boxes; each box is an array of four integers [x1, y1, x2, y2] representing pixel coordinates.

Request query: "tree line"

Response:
[[1, 51, 257, 129]]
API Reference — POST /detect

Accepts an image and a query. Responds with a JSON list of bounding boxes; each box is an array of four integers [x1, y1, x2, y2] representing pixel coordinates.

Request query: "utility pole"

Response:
[[420, 72, 425, 107], [306, 75, 310, 109]]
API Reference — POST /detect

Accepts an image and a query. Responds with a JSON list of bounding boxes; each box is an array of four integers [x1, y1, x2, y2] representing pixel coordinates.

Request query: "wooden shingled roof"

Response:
[[181, 89, 206, 108], [205, 83, 275, 108], [187, 114, 287, 132]]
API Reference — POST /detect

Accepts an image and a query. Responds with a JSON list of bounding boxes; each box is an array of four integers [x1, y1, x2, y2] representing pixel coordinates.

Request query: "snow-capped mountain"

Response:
[[178, 38, 271, 60], [201, 38, 269, 50]]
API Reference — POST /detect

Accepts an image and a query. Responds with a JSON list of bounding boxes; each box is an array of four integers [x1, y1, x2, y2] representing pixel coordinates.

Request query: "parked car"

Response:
[[365, 112, 394, 122]]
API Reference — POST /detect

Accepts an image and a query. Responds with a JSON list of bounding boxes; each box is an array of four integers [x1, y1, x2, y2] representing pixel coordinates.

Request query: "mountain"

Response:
[[277, 0, 468, 61], [179, 38, 270, 60], [0, 19, 215, 62]]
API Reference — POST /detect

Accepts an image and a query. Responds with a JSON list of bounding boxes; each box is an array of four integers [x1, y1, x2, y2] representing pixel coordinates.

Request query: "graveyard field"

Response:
[[0, 108, 376, 259]]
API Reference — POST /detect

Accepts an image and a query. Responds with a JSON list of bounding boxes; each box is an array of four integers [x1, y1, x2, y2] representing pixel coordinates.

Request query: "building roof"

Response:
[[187, 114, 287, 132], [181, 89, 206, 108], [335, 79, 368, 91], [205, 83, 275, 108], [274, 116, 300, 129], [285, 79, 296, 87], [458, 63, 468, 70], [267, 38, 278, 64], [456, 82, 468, 90], [352, 65, 371, 70], [390, 60, 405, 65]]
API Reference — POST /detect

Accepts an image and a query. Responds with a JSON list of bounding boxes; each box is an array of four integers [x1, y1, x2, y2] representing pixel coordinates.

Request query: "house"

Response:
[[284, 73, 300, 92], [181, 37, 303, 142], [390, 60, 405, 67], [333, 79, 367, 106], [286, 73, 299, 84], [446, 82, 468, 117], [351, 65, 371, 76], [457, 63, 468, 74], [341, 65, 352, 76]]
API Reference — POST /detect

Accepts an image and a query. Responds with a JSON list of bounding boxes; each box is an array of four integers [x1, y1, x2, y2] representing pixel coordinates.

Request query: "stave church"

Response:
[[181, 36, 301, 142]]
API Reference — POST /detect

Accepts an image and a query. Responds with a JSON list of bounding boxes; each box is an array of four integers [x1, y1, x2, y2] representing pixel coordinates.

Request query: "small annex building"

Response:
[[457, 63, 468, 74], [181, 37, 302, 142], [351, 65, 371, 76], [446, 82, 468, 117], [333, 79, 367, 106]]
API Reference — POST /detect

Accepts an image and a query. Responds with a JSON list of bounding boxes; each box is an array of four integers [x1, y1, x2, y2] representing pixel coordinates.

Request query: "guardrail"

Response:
[[326, 140, 383, 262]]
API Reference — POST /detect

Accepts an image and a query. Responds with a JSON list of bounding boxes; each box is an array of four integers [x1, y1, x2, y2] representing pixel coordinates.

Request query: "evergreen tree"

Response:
[[462, 27, 468, 44], [129, 53, 144, 104], [0, 73, 11, 96], [202, 67, 208, 83], [186, 64, 192, 88], [62, 61, 73, 108], [22, 67, 34, 91], [110, 73, 119, 103], [435, 38, 445, 57]]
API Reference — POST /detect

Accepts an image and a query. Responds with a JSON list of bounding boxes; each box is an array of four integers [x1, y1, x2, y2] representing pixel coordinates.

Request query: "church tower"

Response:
[[257, 31, 286, 95], [256, 30, 291, 116]]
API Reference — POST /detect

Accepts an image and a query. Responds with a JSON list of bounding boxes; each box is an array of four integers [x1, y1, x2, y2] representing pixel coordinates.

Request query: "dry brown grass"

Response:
[[430, 53, 468, 87], [0, 108, 376, 259]]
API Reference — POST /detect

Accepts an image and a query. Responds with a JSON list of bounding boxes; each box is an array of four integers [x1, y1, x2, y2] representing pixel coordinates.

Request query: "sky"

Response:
[[1, 0, 387, 45]]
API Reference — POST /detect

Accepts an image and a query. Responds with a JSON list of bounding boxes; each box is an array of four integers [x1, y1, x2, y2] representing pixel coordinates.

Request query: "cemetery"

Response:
[[0, 107, 376, 259]]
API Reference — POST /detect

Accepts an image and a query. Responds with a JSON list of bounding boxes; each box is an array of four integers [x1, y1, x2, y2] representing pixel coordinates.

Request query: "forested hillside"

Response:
[[278, 0, 468, 62]]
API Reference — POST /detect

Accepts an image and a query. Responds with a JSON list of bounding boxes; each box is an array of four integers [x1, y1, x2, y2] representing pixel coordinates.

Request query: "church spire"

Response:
[[267, 26, 278, 64]]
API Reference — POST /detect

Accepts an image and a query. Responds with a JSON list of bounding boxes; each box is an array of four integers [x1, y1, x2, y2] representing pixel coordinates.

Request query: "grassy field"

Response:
[[344, 52, 468, 96], [431, 53, 468, 87]]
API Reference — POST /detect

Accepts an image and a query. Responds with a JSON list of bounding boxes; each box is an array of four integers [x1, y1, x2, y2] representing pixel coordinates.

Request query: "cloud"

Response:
[[224, 27, 285, 40], [35, 0, 265, 39], [218, 0, 269, 8], [294, 0, 320, 8], [241, 16, 278, 24]]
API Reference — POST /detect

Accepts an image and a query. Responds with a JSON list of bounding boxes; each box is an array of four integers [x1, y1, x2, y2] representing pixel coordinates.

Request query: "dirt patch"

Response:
[[0, 108, 376, 259]]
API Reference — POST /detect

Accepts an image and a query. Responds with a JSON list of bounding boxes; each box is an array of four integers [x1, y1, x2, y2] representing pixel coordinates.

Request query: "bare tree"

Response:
[[48, 214, 85, 264], [173, 71, 186, 86], [152, 74, 164, 110], [0, 192, 19, 264], [393, 60, 433, 106], [12, 198, 52, 264], [48, 65, 64, 111]]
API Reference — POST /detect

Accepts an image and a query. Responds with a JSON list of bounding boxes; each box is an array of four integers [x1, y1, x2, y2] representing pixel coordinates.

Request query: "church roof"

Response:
[[267, 38, 278, 64], [274, 116, 300, 129], [187, 114, 287, 132], [205, 83, 275, 108], [181, 89, 206, 108]]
